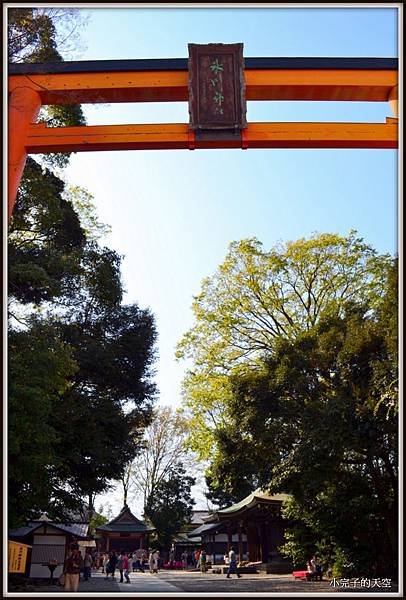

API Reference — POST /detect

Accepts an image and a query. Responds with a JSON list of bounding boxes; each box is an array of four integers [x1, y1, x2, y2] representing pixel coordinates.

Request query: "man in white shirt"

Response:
[[226, 547, 241, 578]]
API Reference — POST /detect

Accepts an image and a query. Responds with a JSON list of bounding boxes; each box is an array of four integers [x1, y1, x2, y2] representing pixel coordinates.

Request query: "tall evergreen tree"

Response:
[[205, 261, 398, 576], [144, 464, 196, 552], [8, 9, 159, 528]]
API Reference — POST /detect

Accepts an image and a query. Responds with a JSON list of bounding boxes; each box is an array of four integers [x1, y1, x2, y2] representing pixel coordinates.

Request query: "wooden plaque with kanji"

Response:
[[188, 43, 247, 130]]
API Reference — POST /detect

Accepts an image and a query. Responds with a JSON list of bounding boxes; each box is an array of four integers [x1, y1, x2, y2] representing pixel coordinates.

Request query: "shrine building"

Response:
[[96, 505, 154, 553], [9, 514, 91, 579], [188, 490, 292, 572]]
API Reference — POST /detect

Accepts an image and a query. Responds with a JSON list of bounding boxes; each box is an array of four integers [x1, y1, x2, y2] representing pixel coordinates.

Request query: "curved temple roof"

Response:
[[203, 490, 290, 523], [96, 504, 154, 533], [9, 521, 89, 539]]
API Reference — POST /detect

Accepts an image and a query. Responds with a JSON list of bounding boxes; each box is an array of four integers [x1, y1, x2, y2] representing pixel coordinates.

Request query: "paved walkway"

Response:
[[20, 570, 400, 595], [26, 570, 182, 594], [117, 573, 180, 593]]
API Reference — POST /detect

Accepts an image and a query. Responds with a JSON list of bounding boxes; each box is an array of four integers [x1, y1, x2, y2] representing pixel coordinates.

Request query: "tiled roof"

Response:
[[96, 522, 154, 533], [203, 490, 290, 522], [217, 490, 289, 515], [187, 521, 225, 538], [190, 510, 210, 524], [9, 525, 34, 538], [96, 505, 154, 533], [9, 521, 89, 539], [52, 523, 89, 537]]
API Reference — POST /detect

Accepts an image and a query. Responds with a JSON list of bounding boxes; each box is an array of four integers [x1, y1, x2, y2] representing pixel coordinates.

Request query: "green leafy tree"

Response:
[[8, 8, 159, 528], [8, 7, 86, 171], [8, 158, 86, 311], [53, 301, 158, 514], [9, 275, 158, 527], [144, 464, 196, 551], [207, 262, 397, 576], [8, 7, 88, 63], [88, 505, 109, 536], [8, 320, 79, 527], [8, 168, 159, 525], [125, 406, 195, 512], [177, 232, 392, 463]]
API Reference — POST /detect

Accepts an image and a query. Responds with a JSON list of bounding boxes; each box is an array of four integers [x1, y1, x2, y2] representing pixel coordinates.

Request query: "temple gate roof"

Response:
[[96, 504, 155, 533]]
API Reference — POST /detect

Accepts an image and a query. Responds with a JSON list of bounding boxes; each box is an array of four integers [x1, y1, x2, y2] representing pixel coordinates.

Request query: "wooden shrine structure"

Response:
[[188, 490, 291, 570], [8, 45, 398, 219], [9, 514, 91, 579], [95, 505, 154, 553]]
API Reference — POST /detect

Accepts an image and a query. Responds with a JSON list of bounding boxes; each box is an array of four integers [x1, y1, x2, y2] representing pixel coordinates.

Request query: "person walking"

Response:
[[105, 550, 118, 580], [63, 542, 84, 592], [226, 547, 241, 578], [194, 549, 200, 568], [132, 549, 145, 573], [101, 553, 107, 574], [104, 555, 112, 579], [154, 550, 160, 573], [169, 544, 175, 568], [117, 552, 124, 582], [83, 550, 93, 581], [199, 549, 207, 573], [123, 552, 131, 583], [149, 549, 156, 574]]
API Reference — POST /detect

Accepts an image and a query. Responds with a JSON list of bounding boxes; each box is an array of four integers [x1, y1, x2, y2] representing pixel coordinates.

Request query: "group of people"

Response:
[[60, 545, 104, 591], [178, 548, 207, 571], [195, 546, 242, 578], [60, 543, 164, 591], [306, 555, 323, 581], [102, 550, 131, 582], [101, 548, 162, 579], [61, 541, 244, 592], [179, 547, 241, 578]]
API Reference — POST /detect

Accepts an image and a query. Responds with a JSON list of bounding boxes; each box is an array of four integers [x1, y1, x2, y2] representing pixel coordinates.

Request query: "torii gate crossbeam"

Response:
[[8, 56, 398, 219]]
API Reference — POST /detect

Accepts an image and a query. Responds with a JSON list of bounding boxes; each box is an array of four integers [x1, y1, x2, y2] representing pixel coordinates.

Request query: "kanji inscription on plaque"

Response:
[[188, 43, 247, 130]]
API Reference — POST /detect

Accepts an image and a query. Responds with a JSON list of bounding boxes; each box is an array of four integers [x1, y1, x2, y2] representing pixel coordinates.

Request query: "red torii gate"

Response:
[[8, 55, 398, 219]]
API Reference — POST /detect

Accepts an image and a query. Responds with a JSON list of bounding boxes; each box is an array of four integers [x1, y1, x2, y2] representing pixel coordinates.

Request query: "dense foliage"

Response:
[[9, 178, 158, 527], [8, 7, 86, 169], [144, 463, 196, 552], [8, 7, 87, 63], [8, 9, 158, 528], [177, 233, 392, 461], [178, 234, 398, 577]]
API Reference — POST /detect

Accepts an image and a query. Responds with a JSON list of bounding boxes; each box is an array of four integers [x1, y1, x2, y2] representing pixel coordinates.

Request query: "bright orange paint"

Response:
[[7, 65, 398, 219], [26, 121, 397, 153], [8, 68, 397, 104], [8, 87, 41, 219]]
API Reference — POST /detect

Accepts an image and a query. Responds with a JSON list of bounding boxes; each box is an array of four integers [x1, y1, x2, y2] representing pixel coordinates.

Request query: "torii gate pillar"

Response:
[[7, 51, 398, 221], [8, 86, 41, 219], [389, 86, 398, 118]]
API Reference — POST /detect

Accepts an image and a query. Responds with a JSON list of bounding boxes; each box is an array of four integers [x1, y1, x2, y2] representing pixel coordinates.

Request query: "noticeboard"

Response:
[[188, 43, 247, 131], [8, 541, 30, 573]]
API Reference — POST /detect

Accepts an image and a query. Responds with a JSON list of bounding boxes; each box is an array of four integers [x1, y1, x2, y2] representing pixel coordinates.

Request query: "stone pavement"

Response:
[[21, 569, 400, 595], [117, 573, 181, 593], [23, 570, 182, 594]]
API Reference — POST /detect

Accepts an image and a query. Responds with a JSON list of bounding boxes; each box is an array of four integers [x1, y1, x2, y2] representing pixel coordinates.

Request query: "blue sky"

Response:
[[58, 5, 398, 511]]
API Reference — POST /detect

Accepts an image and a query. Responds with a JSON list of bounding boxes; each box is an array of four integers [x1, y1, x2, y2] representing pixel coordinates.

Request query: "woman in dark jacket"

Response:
[[63, 543, 84, 592], [105, 550, 118, 580]]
